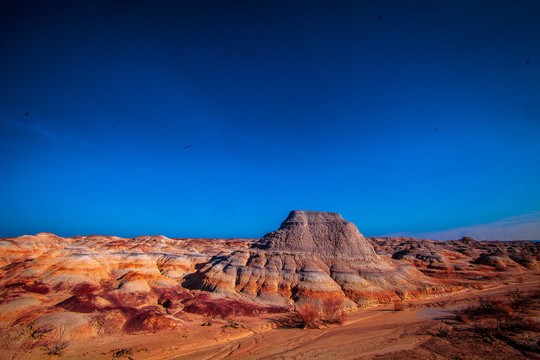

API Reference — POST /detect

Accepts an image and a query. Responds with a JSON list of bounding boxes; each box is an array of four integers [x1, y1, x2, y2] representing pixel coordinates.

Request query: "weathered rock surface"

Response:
[[0, 234, 256, 346], [369, 236, 538, 281], [0, 213, 537, 350], [253, 211, 378, 259], [193, 211, 453, 307]]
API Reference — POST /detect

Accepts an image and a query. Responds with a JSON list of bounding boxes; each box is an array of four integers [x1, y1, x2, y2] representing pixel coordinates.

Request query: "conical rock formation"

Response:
[[194, 211, 448, 307], [253, 210, 378, 259]]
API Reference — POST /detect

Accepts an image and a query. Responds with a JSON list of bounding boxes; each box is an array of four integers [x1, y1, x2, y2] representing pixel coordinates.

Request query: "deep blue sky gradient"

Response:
[[1, 0, 539, 238]]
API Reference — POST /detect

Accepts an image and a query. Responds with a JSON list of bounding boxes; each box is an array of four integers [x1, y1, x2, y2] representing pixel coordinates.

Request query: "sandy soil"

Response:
[[2, 276, 537, 360], [163, 280, 539, 360]]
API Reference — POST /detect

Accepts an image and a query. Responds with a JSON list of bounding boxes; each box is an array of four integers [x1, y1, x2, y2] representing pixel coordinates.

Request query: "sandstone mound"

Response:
[[253, 211, 378, 259], [369, 236, 537, 282], [474, 252, 523, 270], [2, 212, 536, 355], [192, 211, 451, 307]]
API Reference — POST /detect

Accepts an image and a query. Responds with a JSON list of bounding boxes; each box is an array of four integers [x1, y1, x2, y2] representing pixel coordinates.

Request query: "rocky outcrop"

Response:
[[252, 211, 379, 259], [1, 212, 537, 348], [369, 236, 538, 281], [474, 252, 523, 270], [194, 211, 448, 307]]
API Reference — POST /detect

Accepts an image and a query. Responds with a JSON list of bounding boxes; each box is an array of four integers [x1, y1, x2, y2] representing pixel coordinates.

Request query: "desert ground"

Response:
[[1, 211, 538, 359], [1, 278, 538, 359]]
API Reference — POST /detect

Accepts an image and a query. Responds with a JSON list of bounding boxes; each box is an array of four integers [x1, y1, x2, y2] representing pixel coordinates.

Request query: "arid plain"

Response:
[[1, 211, 538, 359]]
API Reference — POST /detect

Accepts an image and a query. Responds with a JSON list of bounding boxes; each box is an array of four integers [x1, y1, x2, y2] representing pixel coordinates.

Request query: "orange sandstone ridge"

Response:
[[0, 211, 538, 353]]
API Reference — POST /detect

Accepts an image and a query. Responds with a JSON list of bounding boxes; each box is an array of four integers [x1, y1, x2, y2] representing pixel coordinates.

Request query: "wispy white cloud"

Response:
[[381, 211, 540, 241], [1, 115, 57, 137], [0, 115, 93, 146]]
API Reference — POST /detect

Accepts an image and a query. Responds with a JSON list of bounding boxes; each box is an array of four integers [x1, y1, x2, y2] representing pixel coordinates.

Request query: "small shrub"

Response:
[[111, 346, 147, 360], [225, 320, 241, 329], [111, 347, 134, 360], [43, 341, 68, 357], [321, 298, 347, 324], [494, 312, 517, 329], [436, 325, 453, 337], [295, 301, 321, 329], [294, 298, 348, 328], [508, 289, 533, 312], [464, 297, 512, 318], [473, 318, 499, 339]]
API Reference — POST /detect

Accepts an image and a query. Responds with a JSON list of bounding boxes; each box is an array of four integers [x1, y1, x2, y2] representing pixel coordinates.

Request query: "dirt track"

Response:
[[3, 278, 537, 360], [143, 279, 540, 360]]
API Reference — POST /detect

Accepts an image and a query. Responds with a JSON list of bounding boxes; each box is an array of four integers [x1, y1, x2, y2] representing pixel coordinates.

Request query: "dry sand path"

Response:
[[166, 309, 433, 360], [150, 280, 538, 360], [17, 278, 535, 360]]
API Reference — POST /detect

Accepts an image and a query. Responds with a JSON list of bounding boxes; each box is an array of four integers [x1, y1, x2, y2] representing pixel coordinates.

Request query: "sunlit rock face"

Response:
[[369, 236, 539, 278], [194, 211, 444, 307], [0, 234, 254, 341], [252, 210, 379, 259], [192, 251, 347, 306], [1, 212, 537, 347]]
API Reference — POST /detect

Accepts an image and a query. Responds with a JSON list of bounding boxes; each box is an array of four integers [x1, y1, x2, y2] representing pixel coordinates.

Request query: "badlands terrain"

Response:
[[0, 210, 538, 359]]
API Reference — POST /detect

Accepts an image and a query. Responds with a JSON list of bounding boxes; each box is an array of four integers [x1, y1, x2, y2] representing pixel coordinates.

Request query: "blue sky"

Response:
[[1, 0, 539, 239]]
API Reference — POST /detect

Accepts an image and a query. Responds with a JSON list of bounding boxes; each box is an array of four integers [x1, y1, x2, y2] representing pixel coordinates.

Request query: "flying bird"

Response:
[[526, 58, 531, 66], [25, 113, 28, 116], [182, 145, 192, 150], [377, 16, 382, 20]]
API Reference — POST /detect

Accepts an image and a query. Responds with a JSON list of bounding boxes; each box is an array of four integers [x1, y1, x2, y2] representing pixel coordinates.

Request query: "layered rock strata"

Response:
[[0, 212, 537, 348], [253, 211, 378, 259], [369, 236, 538, 280], [193, 211, 449, 307]]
